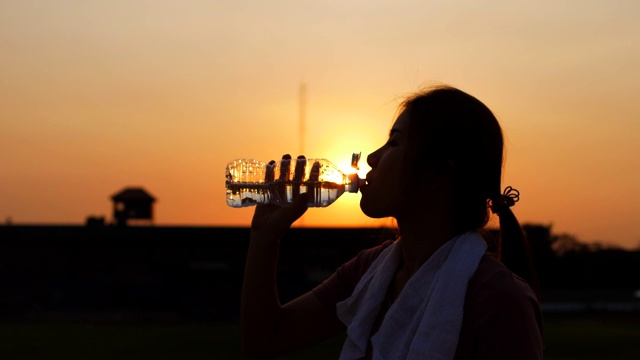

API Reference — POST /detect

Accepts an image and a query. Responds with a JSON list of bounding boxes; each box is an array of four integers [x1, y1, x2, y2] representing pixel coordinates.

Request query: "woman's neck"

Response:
[[395, 214, 461, 277], [394, 176, 461, 277]]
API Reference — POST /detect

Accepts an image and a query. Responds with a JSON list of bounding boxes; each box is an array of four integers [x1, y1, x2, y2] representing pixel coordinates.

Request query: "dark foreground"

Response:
[[1, 314, 639, 359], [1, 225, 639, 358]]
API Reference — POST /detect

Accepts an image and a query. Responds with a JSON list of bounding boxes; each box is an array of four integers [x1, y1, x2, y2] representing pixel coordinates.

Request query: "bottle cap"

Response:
[[351, 152, 361, 170]]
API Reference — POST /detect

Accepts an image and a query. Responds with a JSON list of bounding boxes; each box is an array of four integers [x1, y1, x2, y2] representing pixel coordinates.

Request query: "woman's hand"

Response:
[[251, 192, 308, 240], [250, 154, 309, 241]]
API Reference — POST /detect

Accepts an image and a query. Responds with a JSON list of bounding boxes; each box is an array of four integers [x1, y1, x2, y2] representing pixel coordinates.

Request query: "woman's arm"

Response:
[[241, 194, 345, 358]]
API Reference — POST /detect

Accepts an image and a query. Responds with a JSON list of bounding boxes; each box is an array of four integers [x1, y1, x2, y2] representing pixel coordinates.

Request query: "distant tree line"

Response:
[[508, 224, 640, 294]]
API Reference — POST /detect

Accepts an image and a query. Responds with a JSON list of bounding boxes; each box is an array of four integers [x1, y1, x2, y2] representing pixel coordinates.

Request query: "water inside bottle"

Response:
[[303, 181, 346, 207], [226, 182, 271, 207], [226, 180, 345, 208]]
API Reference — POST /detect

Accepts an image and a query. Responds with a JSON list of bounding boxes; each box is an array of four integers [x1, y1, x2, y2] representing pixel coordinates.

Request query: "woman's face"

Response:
[[359, 110, 414, 218]]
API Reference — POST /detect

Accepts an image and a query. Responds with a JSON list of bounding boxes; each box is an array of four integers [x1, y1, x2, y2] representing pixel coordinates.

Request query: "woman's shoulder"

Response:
[[350, 239, 395, 271], [470, 254, 535, 297], [457, 255, 544, 359], [456, 254, 544, 359], [466, 254, 541, 316], [332, 239, 396, 287], [312, 239, 395, 312]]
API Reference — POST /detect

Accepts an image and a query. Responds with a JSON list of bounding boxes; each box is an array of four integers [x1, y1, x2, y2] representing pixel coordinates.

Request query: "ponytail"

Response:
[[490, 190, 540, 301]]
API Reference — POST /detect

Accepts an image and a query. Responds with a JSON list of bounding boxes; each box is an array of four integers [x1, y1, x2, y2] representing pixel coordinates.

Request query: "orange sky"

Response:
[[1, 1, 639, 248]]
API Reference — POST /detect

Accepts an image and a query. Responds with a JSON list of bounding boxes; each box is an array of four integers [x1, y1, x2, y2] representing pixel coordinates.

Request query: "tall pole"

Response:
[[298, 83, 307, 227], [299, 83, 306, 156]]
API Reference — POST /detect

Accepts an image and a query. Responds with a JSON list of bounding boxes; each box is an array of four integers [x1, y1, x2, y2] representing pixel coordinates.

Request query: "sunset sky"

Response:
[[1, 1, 639, 248]]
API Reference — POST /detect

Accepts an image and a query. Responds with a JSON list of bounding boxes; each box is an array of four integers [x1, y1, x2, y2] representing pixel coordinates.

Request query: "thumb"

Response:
[[285, 192, 309, 223]]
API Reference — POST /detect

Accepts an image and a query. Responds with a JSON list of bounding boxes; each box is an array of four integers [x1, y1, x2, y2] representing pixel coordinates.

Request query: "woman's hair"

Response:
[[400, 85, 539, 298]]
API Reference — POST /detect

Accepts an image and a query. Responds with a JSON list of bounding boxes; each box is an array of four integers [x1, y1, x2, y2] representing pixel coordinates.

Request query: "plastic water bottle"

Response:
[[225, 153, 364, 208]]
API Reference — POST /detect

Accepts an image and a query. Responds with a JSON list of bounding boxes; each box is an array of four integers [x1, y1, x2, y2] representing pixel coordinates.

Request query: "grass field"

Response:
[[0, 314, 638, 359]]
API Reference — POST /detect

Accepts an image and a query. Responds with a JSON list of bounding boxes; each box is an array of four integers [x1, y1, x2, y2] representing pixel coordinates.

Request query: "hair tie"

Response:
[[489, 186, 520, 215]]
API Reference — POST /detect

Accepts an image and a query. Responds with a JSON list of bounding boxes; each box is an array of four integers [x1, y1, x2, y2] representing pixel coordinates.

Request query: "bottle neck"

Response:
[[346, 173, 363, 193]]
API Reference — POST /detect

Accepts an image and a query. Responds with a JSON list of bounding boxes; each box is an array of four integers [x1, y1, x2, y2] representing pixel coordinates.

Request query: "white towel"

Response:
[[336, 231, 487, 360]]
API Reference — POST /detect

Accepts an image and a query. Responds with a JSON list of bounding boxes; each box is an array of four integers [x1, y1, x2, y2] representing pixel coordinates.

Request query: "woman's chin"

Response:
[[359, 198, 388, 219]]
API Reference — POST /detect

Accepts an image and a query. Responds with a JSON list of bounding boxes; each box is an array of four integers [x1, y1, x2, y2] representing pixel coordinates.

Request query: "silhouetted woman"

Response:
[[241, 85, 543, 359]]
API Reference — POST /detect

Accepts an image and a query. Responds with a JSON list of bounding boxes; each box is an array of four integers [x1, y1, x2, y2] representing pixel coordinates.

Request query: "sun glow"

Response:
[[313, 123, 382, 186], [336, 158, 371, 184]]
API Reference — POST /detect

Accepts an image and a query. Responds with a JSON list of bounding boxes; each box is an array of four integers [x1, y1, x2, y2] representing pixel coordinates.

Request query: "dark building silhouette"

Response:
[[85, 216, 106, 227], [111, 187, 156, 226]]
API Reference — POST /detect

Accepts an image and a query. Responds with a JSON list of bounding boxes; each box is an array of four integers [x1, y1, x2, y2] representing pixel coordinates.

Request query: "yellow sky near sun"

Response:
[[1, 1, 639, 248]]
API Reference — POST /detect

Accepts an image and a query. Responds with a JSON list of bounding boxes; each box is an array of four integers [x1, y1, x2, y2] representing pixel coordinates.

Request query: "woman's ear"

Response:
[[430, 158, 456, 179], [415, 161, 454, 196]]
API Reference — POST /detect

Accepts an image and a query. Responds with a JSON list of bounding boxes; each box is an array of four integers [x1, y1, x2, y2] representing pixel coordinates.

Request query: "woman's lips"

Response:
[[359, 177, 371, 193]]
